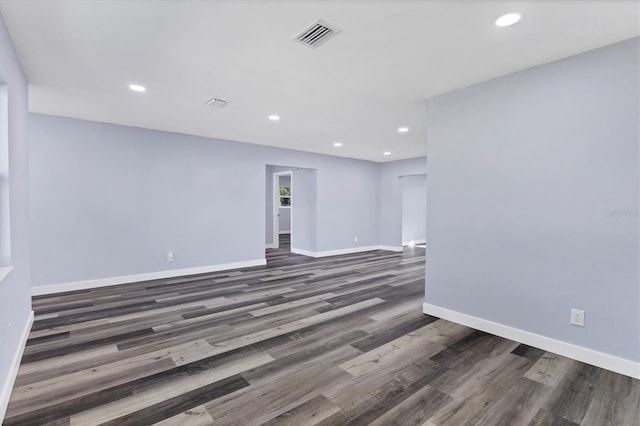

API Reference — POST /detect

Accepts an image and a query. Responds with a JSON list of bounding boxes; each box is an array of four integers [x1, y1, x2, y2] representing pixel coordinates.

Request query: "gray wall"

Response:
[[0, 12, 32, 418], [291, 168, 317, 252], [379, 157, 428, 248], [401, 174, 427, 244], [29, 114, 381, 286], [279, 175, 291, 188], [278, 208, 290, 233], [426, 37, 639, 362], [317, 165, 380, 252]]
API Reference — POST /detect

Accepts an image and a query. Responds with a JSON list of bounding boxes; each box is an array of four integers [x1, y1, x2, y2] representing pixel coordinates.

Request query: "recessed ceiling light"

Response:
[[397, 127, 409, 133], [268, 115, 280, 121], [383, 151, 392, 156], [333, 142, 343, 147], [495, 13, 522, 27], [128, 84, 146, 93]]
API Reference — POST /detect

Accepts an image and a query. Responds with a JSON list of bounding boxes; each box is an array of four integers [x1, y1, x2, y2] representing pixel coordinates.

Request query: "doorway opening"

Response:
[[265, 165, 317, 260], [273, 171, 292, 252], [400, 174, 427, 249]]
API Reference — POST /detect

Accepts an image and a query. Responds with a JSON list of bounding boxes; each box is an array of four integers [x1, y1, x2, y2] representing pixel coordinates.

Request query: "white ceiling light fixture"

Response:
[[495, 13, 522, 27], [333, 142, 343, 147], [397, 127, 409, 133], [268, 115, 280, 121], [383, 151, 392, 156], [128, 84, 146, 93]]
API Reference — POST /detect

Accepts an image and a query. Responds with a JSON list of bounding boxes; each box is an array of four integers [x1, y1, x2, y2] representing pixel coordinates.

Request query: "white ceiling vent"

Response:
[[204, 97, 229, 108], [292, 20, 341, 49]]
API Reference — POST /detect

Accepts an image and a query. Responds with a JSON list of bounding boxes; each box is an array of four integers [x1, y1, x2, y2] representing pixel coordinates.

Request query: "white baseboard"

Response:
[[422, 302, 640, 380], [278, 231, 290, 235], [1, 310, 33, 423], [32, 259, 267, 296], [290, 247, 317, 257], [378, 245, 403, 252], [403, 238, 426, 246], [291, 245, 403, 258], [0, 266, 13, 284]]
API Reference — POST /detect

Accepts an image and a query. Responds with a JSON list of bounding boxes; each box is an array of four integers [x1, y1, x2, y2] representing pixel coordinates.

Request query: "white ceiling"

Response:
[[1, 0, 638, 162]]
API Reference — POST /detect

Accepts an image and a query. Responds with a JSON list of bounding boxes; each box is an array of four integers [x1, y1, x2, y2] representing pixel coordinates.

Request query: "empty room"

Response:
[[0, 1, 638, 425]]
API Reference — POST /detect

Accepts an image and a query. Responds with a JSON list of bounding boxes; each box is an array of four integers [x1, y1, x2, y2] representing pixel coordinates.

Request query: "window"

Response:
[[279, 186, 291, 207]]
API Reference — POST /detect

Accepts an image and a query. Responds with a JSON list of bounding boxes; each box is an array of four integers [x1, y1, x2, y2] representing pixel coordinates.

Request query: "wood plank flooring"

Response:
[[4, 235, 639, 425]]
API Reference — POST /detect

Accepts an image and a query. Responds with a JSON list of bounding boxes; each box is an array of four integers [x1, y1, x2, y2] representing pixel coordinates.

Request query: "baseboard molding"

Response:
[[403, 238, 426, 246], [290, 247, 317, 257], [378, 245, 404, 252], [278, 231, 290, 235], [32, 259, 267, 296], [0, 310, 33, 423], [0, 266, 13, 284], [422, 302, 640, 380], [291, 245, 403, 258]]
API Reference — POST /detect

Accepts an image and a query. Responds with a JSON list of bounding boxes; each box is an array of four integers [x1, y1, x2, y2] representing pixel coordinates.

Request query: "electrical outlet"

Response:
[[166, 252, 174, 262], [354, 236, 358, 242], [570, 308, 585, 327]]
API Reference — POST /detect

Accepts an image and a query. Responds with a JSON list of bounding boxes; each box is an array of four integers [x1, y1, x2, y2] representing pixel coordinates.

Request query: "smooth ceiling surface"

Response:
[[0, 0, 638, 161]]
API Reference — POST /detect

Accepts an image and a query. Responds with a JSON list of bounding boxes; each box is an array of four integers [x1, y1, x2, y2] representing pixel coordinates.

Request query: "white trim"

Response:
[[31, 259, 267, 296], [422, 302, 640, 380], [265, 244, 276, 249], [0, 265, 13, 283], [403, 238, 426, 246], [278, 231, 291, 235], [377, 245, 403, 252], [291, 245, 403, 258], [1, 310, 33, 422], [316, 246, 381, 257], [272, 172, 279, 248], [290, 247, 317, 257]]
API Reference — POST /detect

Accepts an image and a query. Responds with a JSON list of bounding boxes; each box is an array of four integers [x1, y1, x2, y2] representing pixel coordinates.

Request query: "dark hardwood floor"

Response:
[[4, 237, 639, 425]]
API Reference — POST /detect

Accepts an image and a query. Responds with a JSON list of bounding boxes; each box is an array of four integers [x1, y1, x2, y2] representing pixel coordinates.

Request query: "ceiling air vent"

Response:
[[204, 97, 229, 108], [292, 20, 341, 49]]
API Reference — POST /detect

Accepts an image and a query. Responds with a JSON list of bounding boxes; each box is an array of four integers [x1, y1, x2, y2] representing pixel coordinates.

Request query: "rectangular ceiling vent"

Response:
[[292, 20, 341, 49], [204, 97, 229, 108]]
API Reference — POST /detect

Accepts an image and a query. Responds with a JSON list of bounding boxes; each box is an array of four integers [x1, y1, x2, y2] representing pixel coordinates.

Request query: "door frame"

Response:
[[273, 171, 292, 249]]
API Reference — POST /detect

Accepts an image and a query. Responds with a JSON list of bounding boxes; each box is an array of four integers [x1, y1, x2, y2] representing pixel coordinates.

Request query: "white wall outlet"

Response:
[[570, 308, 585, 327], [354, 236, 358, 242], [166, 252, 174, 262]]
